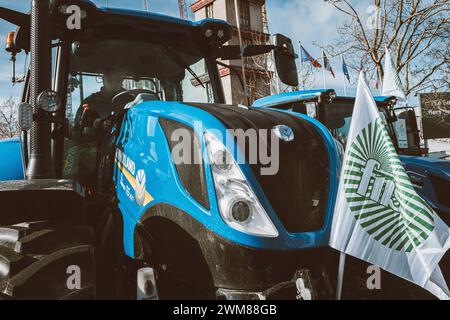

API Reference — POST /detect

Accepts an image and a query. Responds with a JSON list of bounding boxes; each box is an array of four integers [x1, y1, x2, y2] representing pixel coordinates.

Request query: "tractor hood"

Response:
[[179, 103, 338, 236], [401, 155, 450, 178], [400, 155, 450, 218]]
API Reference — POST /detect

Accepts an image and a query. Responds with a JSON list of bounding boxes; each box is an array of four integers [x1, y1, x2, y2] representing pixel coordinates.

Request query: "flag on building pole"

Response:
[[331, 71, 450, 300], [300, 45, 322, 68], [299, 41, 305, 90], [341, 55, 349, 96], [323, 51, 335, 78], [382, 46, 407, 106], [321, 50, 327, 89], [342, 56, 350, 83]]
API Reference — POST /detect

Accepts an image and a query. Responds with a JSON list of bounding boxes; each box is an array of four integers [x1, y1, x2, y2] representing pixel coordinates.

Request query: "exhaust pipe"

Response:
[[26, 0, 54, 179]]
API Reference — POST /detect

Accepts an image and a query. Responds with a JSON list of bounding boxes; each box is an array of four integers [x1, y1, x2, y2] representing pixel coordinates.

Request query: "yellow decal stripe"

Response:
[[116, 160, 153, 206]]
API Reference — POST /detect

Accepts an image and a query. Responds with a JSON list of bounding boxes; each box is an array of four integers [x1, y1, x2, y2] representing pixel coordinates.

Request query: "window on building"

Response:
[[205, 3, 214, 18], [239, 0, 251, 29]]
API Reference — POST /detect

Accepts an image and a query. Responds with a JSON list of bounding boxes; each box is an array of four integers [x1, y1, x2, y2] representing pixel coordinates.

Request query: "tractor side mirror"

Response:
[[217, 34, 299, 87], [273, 34, 299, 87], [406, 109, 421, 147], [394, 107, 421, 150]]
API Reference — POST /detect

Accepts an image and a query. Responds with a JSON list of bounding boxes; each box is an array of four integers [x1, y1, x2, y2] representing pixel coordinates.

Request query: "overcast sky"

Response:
[[0, 0, 380, 103]]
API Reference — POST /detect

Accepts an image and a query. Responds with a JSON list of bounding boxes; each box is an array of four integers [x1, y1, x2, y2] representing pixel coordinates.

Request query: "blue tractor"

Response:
[[254, 90, 450, 229], [0, 0, 350, 300], [0, 1, 434, 300]]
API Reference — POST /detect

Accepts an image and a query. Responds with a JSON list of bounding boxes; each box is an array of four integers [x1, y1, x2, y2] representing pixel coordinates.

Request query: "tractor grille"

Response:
[[188, 104, 330, 233]]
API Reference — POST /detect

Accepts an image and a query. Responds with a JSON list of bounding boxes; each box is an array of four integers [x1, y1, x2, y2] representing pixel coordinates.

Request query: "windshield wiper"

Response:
[[163, 46, 205, 88]]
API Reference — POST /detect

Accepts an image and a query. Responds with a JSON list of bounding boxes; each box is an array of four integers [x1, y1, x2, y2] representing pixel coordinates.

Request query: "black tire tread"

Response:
[[0, 221, 96, 300]]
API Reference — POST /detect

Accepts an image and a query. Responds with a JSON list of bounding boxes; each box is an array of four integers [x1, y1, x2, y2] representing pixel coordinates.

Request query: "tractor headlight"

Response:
[[205, 132, 278, 238], [37, 90, 60, 113], [230, 200, 251, 223], [205, 28, 214, 38]]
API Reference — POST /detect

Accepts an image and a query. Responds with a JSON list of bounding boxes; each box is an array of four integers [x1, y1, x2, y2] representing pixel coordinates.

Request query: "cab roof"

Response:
[[252, 89, 396, 108], [0, 0, 231, 51]]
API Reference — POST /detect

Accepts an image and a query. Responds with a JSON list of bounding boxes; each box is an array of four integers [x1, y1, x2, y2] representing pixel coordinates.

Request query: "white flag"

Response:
[[382, 46, 407, 106], [330, 72, 450, 300]]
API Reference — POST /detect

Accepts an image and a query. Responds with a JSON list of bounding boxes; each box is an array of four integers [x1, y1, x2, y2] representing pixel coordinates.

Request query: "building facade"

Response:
[[191, 0, 272, 105]]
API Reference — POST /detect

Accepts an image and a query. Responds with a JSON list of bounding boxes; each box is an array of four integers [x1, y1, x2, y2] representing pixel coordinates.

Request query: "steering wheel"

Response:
[[111, 88, 160, 112]]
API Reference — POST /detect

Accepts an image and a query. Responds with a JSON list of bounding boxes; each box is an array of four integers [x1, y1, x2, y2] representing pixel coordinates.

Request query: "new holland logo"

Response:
[[343, 119, 435, 253], [273, 125, 294, 142], [135, 169, 147, 207]]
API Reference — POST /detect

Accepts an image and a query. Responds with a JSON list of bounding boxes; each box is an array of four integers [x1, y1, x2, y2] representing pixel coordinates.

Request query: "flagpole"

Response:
[[322, 50, 327, 89], [299, 41, 305, 90], [335, 252, 346, 300], [342, 54, 347, 96], [378, 70, 382, 95], [274, 35, 281, 94]]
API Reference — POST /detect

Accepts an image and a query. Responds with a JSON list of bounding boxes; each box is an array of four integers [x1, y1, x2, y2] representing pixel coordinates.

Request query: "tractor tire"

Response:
[[0, 221, 96, 300], [95, 206, 128, 299]]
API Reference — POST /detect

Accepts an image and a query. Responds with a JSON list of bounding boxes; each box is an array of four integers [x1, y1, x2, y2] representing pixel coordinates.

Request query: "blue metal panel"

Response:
[[0, 138, 25, 181], [253, 89, 331, 108], [400, 155, 450, 216], [253, 89, 396, 108], [373, 95, 396, 103], [113, 101, 340, 257]]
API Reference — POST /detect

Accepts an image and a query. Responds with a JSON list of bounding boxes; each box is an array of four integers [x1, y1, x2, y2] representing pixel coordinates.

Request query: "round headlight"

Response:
[[37, 90, 60, 113], [205, 28, 214, 38], [212, 150, 232, 171], [231, 200, 252, 223]]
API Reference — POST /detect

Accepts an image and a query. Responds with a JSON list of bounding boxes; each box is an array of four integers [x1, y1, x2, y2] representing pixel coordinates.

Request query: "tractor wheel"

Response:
[[135, 226, 215, 300], [0, 221, 96, 299]]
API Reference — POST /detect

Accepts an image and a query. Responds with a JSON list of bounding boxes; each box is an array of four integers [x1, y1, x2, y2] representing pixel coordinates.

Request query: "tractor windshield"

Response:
[[323, 100, 393, 146], [67, 38, 214, 124]]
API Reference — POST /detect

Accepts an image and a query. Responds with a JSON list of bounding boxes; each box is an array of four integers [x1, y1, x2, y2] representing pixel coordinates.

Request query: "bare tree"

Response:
[[297, 63, 317, 91], [324, 0, 450, 95], [0, 97, 20, 139], [246, 30, 274, 103]]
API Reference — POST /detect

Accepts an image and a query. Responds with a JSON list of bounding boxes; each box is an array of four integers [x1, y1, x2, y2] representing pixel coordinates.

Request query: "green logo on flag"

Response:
[[343, 119, 435, 252]]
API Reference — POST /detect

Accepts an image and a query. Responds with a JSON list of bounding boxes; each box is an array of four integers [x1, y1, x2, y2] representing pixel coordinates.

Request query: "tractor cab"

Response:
[[1, 0, 297, 196], [253, 89, 423, 156]]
